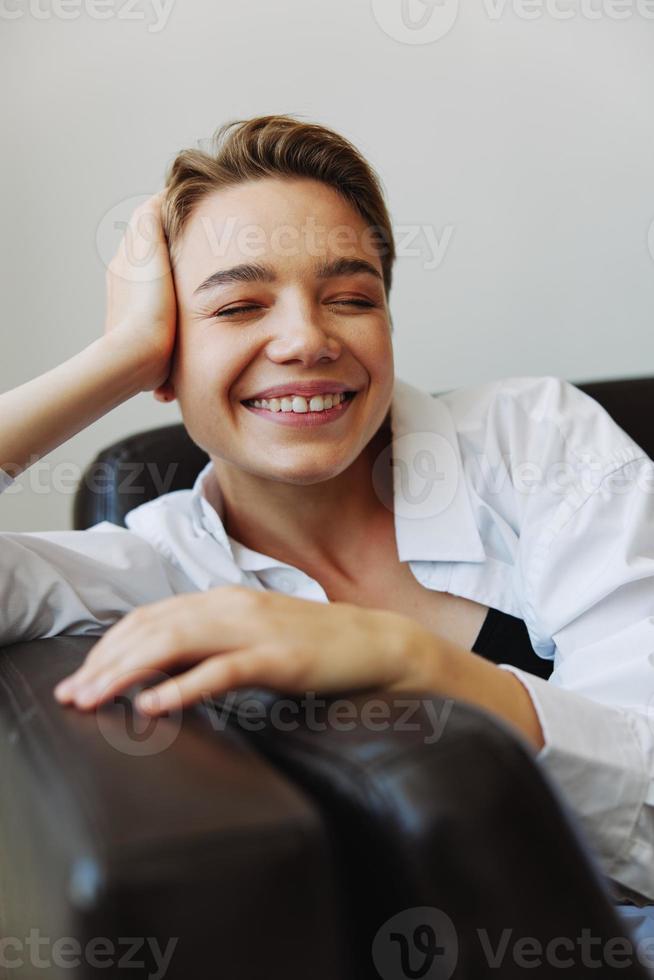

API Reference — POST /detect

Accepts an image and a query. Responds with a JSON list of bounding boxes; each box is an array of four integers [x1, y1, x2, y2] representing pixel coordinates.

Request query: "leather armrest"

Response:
[[0, 637, 348, 980], [215, 688, 649, 980]]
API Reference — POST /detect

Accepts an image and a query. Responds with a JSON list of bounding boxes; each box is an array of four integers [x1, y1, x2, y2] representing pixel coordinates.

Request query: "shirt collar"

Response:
[[190, 375, 486, 572]]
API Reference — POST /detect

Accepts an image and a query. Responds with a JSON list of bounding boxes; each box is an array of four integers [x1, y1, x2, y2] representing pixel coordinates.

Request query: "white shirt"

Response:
[[2, 374, 654, 904]]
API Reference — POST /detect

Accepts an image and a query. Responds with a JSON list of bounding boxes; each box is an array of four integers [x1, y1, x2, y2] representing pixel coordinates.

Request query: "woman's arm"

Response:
[[391, 633, 546, 751], [0, 193, 175, 480], [0, 194, 191, 648], [0, 334, 156, 479], [53, 581, 545, 759]]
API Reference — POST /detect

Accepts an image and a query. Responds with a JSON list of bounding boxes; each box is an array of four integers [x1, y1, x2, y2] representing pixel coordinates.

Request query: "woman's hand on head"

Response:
[[103, 191, 178, 397], [52, 586, 438, 715]]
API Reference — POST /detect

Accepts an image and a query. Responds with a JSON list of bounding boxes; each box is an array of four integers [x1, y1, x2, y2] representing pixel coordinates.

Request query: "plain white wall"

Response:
[[1, 0, 653, 531]]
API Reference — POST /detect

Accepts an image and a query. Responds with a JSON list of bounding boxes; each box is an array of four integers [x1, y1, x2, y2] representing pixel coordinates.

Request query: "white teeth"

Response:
[[250, 392, 348, 413]]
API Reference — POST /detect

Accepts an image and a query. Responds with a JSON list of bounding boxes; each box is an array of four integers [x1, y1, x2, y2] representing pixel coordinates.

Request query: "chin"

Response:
[[246, 453, 354, 486]]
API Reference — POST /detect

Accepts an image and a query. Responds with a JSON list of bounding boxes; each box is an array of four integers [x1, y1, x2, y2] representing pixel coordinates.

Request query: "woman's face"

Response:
[[167, 175, 395, 486]]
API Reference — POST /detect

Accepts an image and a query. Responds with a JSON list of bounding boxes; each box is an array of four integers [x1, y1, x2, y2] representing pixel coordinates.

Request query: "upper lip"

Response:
[[242, 381, 360, 401]]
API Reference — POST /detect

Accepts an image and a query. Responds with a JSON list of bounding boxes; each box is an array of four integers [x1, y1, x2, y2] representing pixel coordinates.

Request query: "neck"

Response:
[[208, 416, 393, 582]]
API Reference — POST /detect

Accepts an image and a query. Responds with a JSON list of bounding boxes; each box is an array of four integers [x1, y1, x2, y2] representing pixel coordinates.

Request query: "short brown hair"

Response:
[[161, 114, 396, 304]]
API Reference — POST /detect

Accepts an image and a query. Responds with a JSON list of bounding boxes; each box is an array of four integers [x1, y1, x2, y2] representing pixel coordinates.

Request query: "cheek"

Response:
[[174, 337, 249, 407], [355, 330, 393, 373]]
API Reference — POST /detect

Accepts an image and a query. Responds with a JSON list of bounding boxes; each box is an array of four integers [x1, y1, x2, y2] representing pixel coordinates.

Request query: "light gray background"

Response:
[[1, 0, 653, 530]]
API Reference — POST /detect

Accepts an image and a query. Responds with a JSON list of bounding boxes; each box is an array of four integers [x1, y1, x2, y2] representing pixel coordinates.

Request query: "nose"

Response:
[[264, 305, 342, 367]]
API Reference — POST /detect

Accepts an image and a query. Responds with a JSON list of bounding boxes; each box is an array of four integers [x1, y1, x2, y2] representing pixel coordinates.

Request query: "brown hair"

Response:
[[160, 114, 396, 307]]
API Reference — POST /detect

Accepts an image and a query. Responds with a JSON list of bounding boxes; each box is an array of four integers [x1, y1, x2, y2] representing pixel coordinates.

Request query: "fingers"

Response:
[[135, 653, 267, 715], [68, 663, 175, 711], [106, 193, 170, 292], [117, 200, 164, 269], [54, 630, 195, 709], [53, 588, 256, 709], [54, 601, 189, 701]]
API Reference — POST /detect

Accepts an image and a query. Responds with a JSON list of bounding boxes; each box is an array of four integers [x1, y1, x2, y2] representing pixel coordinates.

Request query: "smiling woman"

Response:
[[145, 118, 402, 591], [1, 114, 654, 920]]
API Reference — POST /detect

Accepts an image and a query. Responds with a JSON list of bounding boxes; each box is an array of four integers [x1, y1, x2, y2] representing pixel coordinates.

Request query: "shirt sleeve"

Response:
[[498, 378, 654, 902], [0, 464, 195, 644]]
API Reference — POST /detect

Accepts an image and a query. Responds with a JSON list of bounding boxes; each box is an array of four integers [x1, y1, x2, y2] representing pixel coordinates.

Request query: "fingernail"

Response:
[[75, 686, 98, 708]]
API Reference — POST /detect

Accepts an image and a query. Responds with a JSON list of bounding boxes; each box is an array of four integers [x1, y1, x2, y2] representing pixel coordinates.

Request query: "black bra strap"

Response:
[[472, 607, 554, 681]]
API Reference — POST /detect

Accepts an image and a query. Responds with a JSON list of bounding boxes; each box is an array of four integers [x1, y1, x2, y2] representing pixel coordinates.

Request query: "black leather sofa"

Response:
[[1, 376, 653, 980]]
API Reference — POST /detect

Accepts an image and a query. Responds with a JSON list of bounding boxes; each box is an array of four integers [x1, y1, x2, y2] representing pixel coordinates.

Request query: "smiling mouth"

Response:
[[241, 391, 357, 413]]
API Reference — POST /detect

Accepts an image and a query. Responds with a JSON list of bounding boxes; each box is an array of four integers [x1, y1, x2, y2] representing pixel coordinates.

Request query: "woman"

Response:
[[2, 114, 653, 934]]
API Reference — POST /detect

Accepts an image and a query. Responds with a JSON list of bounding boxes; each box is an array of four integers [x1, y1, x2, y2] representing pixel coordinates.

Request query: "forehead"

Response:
[[174, 176, 381, 294]]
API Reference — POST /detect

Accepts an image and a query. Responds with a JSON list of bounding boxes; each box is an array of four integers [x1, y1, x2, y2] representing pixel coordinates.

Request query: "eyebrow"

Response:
[[192, 256, 383, 296]]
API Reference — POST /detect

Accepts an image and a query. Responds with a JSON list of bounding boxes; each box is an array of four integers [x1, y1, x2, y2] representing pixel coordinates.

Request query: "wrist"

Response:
[[385, 620, 445, 693], [95, 330, 161, 400], [382, 620, 545, 752]]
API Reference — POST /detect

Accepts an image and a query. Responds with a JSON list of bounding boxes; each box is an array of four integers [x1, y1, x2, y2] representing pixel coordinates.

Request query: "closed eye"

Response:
[[212, 299, 376, 319], [331, 299, 375, 309]]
